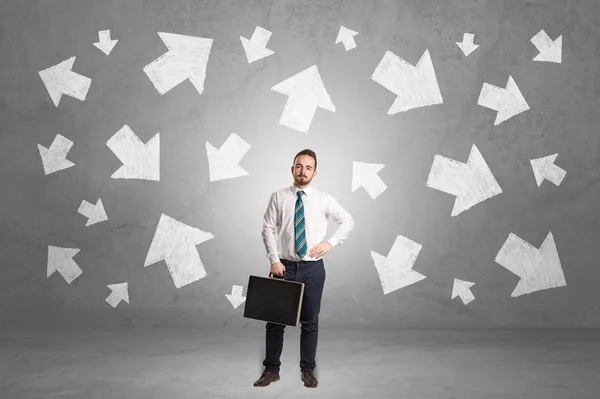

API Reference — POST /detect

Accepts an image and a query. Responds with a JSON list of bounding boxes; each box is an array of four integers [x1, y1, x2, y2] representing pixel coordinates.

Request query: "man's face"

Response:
[[291, 155, 317, 186]]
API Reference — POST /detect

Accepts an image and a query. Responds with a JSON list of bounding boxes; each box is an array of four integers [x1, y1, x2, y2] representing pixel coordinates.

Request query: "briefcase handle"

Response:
[[269, 272, 285, 279]]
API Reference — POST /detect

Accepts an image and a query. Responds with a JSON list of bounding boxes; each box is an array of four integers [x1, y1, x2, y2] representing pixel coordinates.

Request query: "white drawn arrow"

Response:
[[494, 231, 566, 297], [38, 57, 92, 107], [531, 29, 562, 63], [531, 153, 566, 187], [106, 125, 160, 181], [144, 32, 213, 95], [336, 26, 359, 51], [93, 30, 118, 55], [452, 279, 475, 305], [371, 234, 426, 295], [144, 214, 214, 289], [478, 75, 529, 125], [225, 285, 246, 309], [78, 198, 108, 226], [38, 134, 75, 175], [106, 282, 129, 308], [271, 65, 336, 133], [456, 33, 479, 56], [47, 245, 82, 284], [371, 49, 443, 114], [206, 133, 250, 182], [240, 26, 274, 63], [351, 161, 387, 199], [427, 144, 502, 216]]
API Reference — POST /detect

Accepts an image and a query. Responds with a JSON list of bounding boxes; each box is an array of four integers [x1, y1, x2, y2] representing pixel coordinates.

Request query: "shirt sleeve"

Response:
[[261, 192, 280, 264], [325, 194, 355, 248]]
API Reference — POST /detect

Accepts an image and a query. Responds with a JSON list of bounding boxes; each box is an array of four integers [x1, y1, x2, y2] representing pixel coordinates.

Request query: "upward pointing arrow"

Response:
[[530, 154, 566, 187], [38, 57, 92, 107], [456, 33, 479, 56], [47, 245, 82, 284], [38, 134, 75, 175], [240, 26, 274, 63], [478, 75, 530, 125], [335, 26, 359, 51], [93, 30, 118, 55], [143, 32, 213, 95], [371, 49, 443, 114], [531, 29, 562, 63], [144, 214, 214, 289], [351, 161, 387, 199], [271, 65, 336, 133]]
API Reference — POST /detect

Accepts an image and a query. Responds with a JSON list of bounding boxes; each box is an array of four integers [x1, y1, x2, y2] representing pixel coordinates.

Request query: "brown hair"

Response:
[[293, 149, 317, 170]]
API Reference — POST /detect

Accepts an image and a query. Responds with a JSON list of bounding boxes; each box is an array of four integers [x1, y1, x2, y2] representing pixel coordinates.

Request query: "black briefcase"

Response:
[[243, 272, 304, 326]]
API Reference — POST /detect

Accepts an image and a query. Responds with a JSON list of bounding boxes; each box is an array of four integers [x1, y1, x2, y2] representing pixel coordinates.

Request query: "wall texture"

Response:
[[1, 0, 599, 330]]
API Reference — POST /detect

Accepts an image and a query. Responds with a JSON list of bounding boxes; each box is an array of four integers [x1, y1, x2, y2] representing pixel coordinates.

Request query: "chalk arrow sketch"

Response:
[[225, 285, 246, 309], [78, 198, 108, 226], [38, 56, 91, 107], [206, 133, 250, 182], [271, 65, 336, 133], [336, 26, 359, 51], [351, 161, 387, 199], [371, 234, 426, 295], [478, 75, 529, 125], [427, 144, 502, 216], [106, 125, 160, 181], [38, 134, 75, 175], [47, 245, 82, 284], [106, 283, 129, 308], [531, 29, 562, 63], [144, 214, 214, 289], [452, 279, 475, 305], [240, 26, 274, 63], [371, 49, 443, 114], [456, 33, 479, 56], [530, 153, 566, 187], [144, 32, 213, 95], [93, 30, 118, 55], [494, 232, 566, 297]]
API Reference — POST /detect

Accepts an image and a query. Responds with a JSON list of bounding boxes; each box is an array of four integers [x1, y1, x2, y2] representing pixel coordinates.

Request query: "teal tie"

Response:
[[295, 190, 307, 258]]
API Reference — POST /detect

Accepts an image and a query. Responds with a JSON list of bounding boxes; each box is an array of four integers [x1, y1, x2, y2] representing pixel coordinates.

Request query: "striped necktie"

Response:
[[295, 190, 307, 258]]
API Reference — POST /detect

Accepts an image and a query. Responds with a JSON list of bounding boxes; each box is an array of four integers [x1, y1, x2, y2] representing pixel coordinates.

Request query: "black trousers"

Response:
[[262, 258, 326, 372]]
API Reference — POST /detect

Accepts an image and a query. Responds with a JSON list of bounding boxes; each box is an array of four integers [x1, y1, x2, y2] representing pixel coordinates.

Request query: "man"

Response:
[[254, 149, 355, 388]]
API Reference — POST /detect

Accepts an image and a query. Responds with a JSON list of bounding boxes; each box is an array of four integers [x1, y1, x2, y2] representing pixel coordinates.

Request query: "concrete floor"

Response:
[[1, 326, 598, 398]]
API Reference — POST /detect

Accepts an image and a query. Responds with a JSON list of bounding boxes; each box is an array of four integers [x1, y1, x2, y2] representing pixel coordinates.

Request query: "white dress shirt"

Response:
[[262, 184, 355, 264]]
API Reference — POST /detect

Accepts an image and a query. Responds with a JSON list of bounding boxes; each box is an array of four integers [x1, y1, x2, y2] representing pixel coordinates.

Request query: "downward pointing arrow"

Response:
[[93, 30, 118, 55], [225, 285, 246, 309], [531, 29, 562, 63], [427, 144, 502, 216], [206, 133, 251, 182], [38, 57, 92, 107], [240, 26, 274, 63], [47, 245, 82, 284], [106, 125, 160, 181], [456, 33, 479, 56], [494, 232, 566, 297], [78, 198, 108, 226], [478, 75, 529, 125], [530, 153, 566, 187], [351, 161, 387, 199], [336, 26, 359, 51], [38, 134, 75, 175]]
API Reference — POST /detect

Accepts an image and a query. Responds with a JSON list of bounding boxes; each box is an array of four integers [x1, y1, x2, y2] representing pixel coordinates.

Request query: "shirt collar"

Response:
[[291, 184, 313, 196]]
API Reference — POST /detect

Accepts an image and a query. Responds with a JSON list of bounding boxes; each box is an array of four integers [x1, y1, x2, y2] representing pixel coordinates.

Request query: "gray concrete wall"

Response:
[[1, 0, 599, 330]]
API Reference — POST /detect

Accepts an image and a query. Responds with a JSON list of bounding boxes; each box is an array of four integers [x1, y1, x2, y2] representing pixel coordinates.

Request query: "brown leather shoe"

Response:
[[253, 369, 280, 387], [301, 369, 318, 388]]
